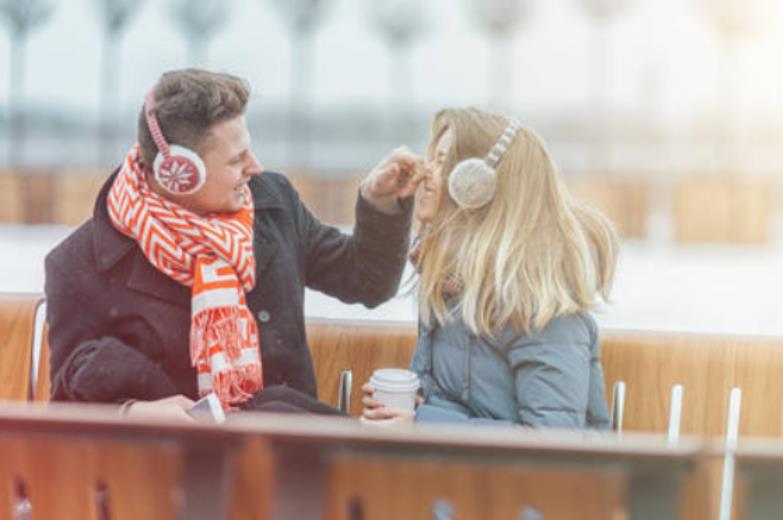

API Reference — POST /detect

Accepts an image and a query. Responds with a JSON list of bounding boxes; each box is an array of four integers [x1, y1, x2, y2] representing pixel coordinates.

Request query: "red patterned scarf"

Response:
[[107, 145, 262, 408]]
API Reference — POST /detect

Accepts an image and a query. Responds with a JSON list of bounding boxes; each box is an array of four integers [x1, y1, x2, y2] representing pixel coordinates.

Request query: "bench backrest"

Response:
[[8, 303, 783, 437], [0, 294, 46, 401], [307, 320, 783, 439], [602, 330, 783, 437]]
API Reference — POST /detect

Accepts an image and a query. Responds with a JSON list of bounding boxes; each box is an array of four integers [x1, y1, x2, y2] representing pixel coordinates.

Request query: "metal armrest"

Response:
[[610, 380, 626, 434], [337, 369, 353, 414]]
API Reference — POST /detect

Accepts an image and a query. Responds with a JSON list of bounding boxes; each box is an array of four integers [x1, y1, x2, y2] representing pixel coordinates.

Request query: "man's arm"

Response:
[[295, 148, 425, 307], [301, 190, 413, 307]]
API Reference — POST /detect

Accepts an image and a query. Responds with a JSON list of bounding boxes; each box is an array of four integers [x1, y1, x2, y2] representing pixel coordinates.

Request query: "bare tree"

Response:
[[267, 0, 331, 168], [696, 0, 770, 174], [577, 0, 632, 173], [94, 0, 144, 164], [0, 0, 55, 165], [170, 0, 231, 67], [580, 0, 628, 19], [695, 0, 766, 39], [366, 0, 428, 140], [470, 0, 529, 111]]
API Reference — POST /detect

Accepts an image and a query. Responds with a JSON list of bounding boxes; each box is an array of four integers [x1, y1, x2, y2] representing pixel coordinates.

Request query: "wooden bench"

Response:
[[0, 172, 25, 223], [286, 173, 363, 226], [52, 170, 107, 227], [4, 302, 780, 518], [567, 177, 651, 239], [0, 294, 47, 401], [672, 177, 777, 244]]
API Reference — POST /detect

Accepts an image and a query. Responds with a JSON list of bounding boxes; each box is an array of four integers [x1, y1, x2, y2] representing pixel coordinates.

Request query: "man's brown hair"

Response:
[[138, 69, 250, 169]]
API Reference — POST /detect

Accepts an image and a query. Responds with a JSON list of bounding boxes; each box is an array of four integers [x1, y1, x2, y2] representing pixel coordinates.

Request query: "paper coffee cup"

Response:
[[369, 368, 420, 411]]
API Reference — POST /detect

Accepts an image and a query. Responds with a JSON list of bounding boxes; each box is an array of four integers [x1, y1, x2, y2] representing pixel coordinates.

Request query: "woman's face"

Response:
[[417, 127, 453, 223]]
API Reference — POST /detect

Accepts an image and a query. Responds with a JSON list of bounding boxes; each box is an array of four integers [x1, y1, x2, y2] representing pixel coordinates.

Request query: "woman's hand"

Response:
[[361, 383, 422, 424]]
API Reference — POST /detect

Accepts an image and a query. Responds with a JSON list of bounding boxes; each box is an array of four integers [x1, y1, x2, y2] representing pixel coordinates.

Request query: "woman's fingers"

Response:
[[362, 406, 398, 420], [361, 383, 384, 410], [362, 395, 383, 409]]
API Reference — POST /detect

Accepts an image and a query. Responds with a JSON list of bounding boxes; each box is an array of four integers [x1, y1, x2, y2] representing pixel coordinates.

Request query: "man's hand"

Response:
[[123, 395, 196, 422], [360, 146, 429, 214]]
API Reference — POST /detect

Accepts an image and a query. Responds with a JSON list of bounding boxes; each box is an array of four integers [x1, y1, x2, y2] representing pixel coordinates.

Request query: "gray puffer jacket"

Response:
[[410, 310, 611, 429]]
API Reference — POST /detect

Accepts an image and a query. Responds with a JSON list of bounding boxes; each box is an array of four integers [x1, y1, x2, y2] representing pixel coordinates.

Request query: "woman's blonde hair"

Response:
[[415, 108, 618, 336]]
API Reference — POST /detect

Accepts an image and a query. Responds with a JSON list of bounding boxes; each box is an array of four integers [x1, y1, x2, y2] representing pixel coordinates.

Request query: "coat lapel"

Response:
[[126, 251, 191, 308], [253, 226, 279, 278], [251, 174, 286, 277]]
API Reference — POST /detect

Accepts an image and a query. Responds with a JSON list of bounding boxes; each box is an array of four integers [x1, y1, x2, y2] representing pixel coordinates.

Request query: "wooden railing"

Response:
[[0, 403, 706, 520]]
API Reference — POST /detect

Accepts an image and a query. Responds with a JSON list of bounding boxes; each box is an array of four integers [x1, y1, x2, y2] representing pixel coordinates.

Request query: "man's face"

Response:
[[167, 115, 263, 215]]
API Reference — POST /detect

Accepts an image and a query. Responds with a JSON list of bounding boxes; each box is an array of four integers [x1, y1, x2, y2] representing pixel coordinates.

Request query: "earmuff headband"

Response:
[[144, 90, 171, 159], [485, 120, 520, 168]]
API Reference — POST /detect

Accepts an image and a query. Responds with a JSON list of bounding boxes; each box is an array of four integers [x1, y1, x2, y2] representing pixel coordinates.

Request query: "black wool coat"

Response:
[[45, 170, 412, 402]]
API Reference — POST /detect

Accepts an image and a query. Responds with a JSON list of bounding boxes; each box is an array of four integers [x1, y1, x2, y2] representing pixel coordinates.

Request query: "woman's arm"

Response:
[[585, 317, 611, 429], [506, 334, 592, 428]]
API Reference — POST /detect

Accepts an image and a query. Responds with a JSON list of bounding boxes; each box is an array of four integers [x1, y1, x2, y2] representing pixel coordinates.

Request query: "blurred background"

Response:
[[0, 0, 782, 334]]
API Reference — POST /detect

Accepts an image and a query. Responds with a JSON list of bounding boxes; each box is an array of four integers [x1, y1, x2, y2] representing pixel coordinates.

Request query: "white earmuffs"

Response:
[[144, 89, 207, 195], [447, 119, 521, 210]]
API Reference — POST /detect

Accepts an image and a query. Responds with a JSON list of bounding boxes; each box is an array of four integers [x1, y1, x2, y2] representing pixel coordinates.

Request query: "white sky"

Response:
[[0, 0, 782, 127]]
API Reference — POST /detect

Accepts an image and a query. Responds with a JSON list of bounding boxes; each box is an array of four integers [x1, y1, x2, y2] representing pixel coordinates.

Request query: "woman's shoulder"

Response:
[[498, 312, 597, 349]]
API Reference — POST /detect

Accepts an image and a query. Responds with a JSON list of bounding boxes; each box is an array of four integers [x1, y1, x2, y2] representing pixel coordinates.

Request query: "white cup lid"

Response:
[[370, 368, 420, 391]]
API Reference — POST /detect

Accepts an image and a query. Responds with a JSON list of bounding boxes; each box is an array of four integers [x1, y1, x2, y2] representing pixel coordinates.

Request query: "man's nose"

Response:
[[247, 152, 263, 176]]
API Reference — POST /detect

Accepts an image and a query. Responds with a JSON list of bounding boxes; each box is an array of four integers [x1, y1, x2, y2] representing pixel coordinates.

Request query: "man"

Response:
[[45, 69, 424, 418]]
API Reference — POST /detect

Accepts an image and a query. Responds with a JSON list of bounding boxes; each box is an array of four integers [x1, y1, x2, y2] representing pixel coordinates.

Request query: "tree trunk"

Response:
[[591, 19, 612, 175], [489, 34, 513, 111], [99, 33, 121, 166], [188, 36, 207, 67], [389, 43, 412, 143], [289, 32, 314, 168], [9, 32, 26, 166]]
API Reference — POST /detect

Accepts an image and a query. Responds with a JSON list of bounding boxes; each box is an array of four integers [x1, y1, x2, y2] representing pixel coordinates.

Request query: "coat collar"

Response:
[[93, 168, 136, 273], [92, 169, 190, 306], [250, 172, 287, 209]]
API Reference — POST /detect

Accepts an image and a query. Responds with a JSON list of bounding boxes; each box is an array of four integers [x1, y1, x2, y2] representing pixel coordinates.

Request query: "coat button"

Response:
[[257, 310, 271, 323]]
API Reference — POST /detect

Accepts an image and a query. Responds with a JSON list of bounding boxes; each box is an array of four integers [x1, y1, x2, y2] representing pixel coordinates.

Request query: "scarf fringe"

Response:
[[190, 306, 244, 362], [191, 306, 263, 409], [207, 363, 263, 407]]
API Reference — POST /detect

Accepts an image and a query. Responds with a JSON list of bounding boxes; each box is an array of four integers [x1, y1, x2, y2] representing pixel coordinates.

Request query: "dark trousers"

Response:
[[240, 385, 344, 416]]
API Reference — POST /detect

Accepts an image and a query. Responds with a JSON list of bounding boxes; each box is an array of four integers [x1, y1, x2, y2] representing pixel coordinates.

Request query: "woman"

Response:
[[362, 108, 618, 428]]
